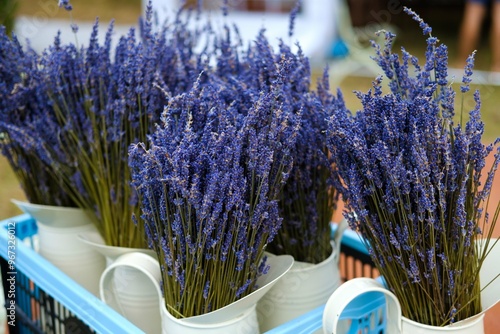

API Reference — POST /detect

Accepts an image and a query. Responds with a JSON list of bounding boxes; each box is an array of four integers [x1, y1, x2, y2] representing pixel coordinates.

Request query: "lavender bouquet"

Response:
[[0, 26, 77, 207], [129, 58, 300, 317], [0, 3, 203, 247], [265, 65, 338, 263], [212, 5, 338, 264], [327, 8, 500, 326]]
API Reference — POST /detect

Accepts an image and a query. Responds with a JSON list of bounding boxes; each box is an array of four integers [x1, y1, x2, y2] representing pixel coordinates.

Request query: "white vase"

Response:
[[160, 254, 294, 334], [257, 220, 348, 331], [323, 279, 485, 334], [160, 302, 259, 334], [101, 252, 293, 334], [12, 200, 106, 296], [401, 314, 484, 334], [100, 252, 163, 334], [322, 239, 500, 334]]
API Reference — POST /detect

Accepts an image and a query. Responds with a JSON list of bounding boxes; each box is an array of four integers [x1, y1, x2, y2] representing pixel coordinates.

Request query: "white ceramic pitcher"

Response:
[[258, 219, 349, 331], [322, 239, 500, 334], [12, 200, 106, 296], [100, 252, 294, 333]]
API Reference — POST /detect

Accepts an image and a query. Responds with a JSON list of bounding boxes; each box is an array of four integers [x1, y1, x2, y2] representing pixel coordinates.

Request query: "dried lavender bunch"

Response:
[[0, 3, 203, 247], [0, 27, 76, 206], [209, 26, 338, 263], [212, 19, 339, 265], [264, 55, 337, 263], [44, 6, 204, 248], [129, 61, 300, 317], [327, 8, 499, 326]]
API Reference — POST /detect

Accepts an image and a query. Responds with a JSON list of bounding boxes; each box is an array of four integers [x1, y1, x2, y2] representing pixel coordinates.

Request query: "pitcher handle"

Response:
[[322, 277, 402, 334], [99, 252, 163, 315]]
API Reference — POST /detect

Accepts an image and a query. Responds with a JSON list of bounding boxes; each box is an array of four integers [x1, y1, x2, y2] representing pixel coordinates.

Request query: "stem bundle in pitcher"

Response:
[[327, 8, 500, 326], [0, 3, 202, 247], [129, 65, 300, 317]]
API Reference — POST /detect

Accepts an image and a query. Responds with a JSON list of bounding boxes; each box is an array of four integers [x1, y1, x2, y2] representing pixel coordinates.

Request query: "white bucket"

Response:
[[257, 220, 348, 331], [13, 200, 106, 296], [161, 302, 260, 334], [322, 239, 500, 334], [257, 241, 341, 331], [100, 252, 294, 334], [37, 223, 106, 296], [160, 254, 294, 334]]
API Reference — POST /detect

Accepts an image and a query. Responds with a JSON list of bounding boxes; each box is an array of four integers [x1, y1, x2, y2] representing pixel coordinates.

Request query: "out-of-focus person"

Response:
[[457, 0, 500, 76]]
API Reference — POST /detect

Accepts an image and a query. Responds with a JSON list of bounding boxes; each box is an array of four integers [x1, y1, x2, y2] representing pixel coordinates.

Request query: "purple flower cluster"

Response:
[[327, 7, 499, 326], [266, 64, 338, 263], [206, 20, 338, 265], [129, 27, 302, 317], [58, 0, 72, 12], [0, 27, 76, 206], [0, 4, 202, 247]]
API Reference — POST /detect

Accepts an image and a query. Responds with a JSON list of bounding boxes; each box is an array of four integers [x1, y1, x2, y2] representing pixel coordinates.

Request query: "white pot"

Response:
[[160, 254, 294, 334], [257, 220, 348, 331], [160, 302, 259, 334], [100, 251, 294, 334], [322, 239, 500, 334], [257, 241, 341, 331], [78, 230, 156, 266], [322, 280, 484, 334], [401, 314, 484, 334], [100, 252, 162, 334], [13, 200, 106, 296]]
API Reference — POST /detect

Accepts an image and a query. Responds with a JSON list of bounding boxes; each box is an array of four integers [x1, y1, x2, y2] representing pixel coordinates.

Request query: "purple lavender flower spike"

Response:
[[461, 51, 476, 93], [288, 1, 301, 37], [58, 0, 72, 11]]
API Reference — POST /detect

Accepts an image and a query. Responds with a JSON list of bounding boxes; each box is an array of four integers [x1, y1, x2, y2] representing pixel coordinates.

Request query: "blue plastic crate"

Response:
[[265, 292, 387, 334], [0, 214, 143, 334], [265, 227, 386, 334], [0, 215, 385, 333]]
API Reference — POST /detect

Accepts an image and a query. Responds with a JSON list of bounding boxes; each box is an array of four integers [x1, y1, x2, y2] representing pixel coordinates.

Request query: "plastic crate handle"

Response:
[[322, 277, 402, 334]]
